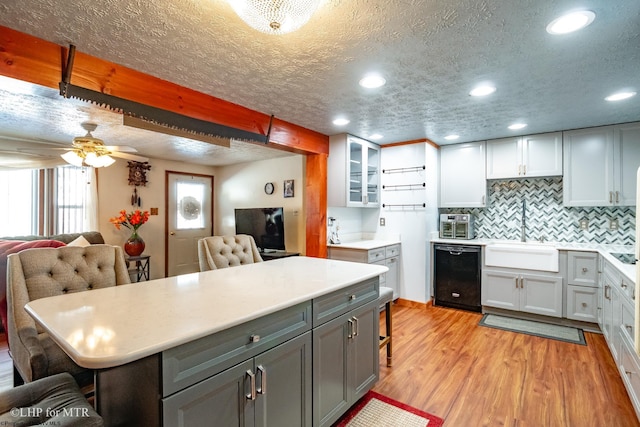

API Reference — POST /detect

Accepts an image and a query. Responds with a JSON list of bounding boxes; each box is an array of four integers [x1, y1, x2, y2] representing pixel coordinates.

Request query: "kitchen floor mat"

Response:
[[479, 314, 586, 345]]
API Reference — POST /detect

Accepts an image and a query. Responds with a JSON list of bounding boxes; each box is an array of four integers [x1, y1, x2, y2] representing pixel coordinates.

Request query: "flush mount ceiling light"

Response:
[[369, 133, 383, 140], [469, 85, 496, 97], [333, 118, 350, 126], [359, 73, 386, 89], [605, 91, 637, 102], [227, 0, 323, 35], [444, 134, 460, 141], [546, 10, 595, 35], [508, 123, 528, 130]]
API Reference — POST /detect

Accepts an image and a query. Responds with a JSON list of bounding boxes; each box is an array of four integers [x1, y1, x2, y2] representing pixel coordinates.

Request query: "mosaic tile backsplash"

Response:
[[441, 177, 636, 245]]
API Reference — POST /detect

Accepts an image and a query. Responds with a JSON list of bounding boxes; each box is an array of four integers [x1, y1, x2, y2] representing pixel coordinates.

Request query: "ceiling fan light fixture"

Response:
[[61, 150, 84, 167], [228, 0, 323, 35]]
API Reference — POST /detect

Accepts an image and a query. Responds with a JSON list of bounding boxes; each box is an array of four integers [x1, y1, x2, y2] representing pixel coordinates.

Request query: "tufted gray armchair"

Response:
[[6, 245, 130, 387], [198, 235, 263, 271]]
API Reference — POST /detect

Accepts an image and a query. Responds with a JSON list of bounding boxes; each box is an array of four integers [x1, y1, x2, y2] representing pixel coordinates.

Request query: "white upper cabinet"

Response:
[[328, 134, 380, 208], [486, 132, 562, 179], [563, 123, 640, 206], [439, 141, 487, 208]]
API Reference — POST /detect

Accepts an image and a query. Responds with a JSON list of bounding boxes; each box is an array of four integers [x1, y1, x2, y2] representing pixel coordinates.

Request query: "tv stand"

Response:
[[261, 251, 300, 261]]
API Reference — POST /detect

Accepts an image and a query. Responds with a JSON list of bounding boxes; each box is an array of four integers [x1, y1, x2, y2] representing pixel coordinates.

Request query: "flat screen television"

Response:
[[234, 207, 285, 253]]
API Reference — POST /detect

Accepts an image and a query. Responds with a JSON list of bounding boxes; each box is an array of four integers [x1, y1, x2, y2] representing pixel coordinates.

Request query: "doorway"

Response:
[[166, 172, 213, 277]]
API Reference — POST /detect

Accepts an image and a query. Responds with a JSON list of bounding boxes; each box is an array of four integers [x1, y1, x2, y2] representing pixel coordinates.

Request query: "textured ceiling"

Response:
[[0, 0, 639, 166]]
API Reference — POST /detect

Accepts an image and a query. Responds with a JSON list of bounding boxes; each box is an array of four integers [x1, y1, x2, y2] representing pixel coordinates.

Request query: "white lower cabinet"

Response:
[[566, 285, 598, 322], [482, 269, 563, 318], [566, 251, 599, 322]]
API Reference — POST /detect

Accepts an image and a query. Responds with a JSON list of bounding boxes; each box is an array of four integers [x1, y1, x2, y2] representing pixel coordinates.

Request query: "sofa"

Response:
[[0, 231, 105, 334]]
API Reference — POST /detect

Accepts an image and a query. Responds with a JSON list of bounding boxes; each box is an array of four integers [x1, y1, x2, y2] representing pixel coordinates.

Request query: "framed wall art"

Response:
[[284, 179, 294, 198]]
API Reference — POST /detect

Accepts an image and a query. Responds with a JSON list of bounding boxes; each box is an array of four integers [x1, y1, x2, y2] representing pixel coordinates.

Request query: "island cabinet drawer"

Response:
[[367, 248, 386, 263], [162, 301, 312, 397], [622, 301, 635, 346], [312, 277, 379, 327]]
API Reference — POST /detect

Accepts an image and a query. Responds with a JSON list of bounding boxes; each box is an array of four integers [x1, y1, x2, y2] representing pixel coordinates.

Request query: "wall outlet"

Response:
[[380, 217, 386, 226], [579, 219, 589, 230], [610, 219, 619, 230], [150, 207, 159, 215]]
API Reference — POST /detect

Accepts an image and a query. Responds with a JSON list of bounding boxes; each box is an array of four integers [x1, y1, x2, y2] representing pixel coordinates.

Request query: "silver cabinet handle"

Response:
[[622, 283, 628, 289], [246, 370, 256, 400], [347, 319, 354, 339], [609, 191, 613, 203], [515, 277, 519, 289], [605, 285, 611, 300], [449, 251, 462, 255], [481, 195, 485, 205], [616, 191, 620, 203], [582, 267, 588, 273], [352, 316, 359, 337], [518, 165, 522, 175], [523, 165, 526, 175], [257, 365, 266, 395]]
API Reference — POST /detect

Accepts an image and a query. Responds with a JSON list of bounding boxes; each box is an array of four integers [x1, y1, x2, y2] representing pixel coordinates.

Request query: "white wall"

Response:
[[97, 158, 216, 279], [215, 155, 306, 254]]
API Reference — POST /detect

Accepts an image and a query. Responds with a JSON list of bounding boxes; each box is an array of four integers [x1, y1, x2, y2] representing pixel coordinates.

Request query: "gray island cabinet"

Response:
[[25, 257, 386, 427]]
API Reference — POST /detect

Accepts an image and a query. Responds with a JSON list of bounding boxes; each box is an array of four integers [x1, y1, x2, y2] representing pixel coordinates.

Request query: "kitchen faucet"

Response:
[[521, 199, 526, 242]]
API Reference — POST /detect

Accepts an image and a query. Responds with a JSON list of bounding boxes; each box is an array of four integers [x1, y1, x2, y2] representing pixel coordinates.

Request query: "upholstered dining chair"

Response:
[[6, 244, 131, 388], [198, 235, 263, 271]]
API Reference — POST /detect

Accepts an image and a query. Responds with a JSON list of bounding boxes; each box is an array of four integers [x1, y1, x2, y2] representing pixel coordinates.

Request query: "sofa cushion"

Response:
[[0, 240, 67, 333]]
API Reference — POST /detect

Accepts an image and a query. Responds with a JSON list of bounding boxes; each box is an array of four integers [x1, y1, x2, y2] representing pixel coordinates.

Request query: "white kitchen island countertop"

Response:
[[25, 256, 388, 370]]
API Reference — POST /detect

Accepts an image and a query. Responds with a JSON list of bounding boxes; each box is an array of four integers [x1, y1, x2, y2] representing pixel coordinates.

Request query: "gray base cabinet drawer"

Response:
[[312, 277, 379, 327], [163, 302, 312, 396], [367, 248, 385, 263], [566, 285, 598, 322], [163, 332, 312, 427], [567, 252, 598, 287]]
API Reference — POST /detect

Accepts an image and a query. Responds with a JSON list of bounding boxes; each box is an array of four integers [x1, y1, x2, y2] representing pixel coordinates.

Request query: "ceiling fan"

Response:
[[59, 122, 149, 168]]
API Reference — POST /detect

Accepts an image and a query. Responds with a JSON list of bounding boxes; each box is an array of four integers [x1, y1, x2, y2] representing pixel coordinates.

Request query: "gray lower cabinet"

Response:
[[312, 300, 379, 427], [163, 331, 312, 427]]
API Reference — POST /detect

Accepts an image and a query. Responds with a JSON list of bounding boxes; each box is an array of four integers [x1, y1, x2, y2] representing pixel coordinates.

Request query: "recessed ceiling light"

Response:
[[333, 118, 350, 126], [369, 134, 383, 140], [444, 134, 460, 140], [359, 73, 386, 89], [546, 10, 595, 35], [605, 91, 637, 102], [508, 123, 527, 130], [469, 85, 496, 97]]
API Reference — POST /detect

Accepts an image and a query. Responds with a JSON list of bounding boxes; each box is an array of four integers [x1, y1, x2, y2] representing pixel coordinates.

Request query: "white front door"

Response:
[[166, 172, 213, 277]]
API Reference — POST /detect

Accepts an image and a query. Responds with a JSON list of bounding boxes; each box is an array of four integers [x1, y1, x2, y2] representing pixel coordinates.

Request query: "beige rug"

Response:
[[333, 391, 444, 427]]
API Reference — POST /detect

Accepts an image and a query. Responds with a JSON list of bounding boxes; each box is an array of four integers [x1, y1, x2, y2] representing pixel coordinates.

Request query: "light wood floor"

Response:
[[1, 305, 638, 426], [375, 303, 640, 427]]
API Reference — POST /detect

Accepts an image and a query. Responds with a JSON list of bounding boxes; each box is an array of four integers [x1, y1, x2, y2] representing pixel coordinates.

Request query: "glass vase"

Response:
[[124, 231, 145, 256]]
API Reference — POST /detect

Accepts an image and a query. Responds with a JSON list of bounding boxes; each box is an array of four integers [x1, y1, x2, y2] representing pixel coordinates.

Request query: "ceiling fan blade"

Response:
[[104, 145, 138, 153], [110, 151, 149, 162]]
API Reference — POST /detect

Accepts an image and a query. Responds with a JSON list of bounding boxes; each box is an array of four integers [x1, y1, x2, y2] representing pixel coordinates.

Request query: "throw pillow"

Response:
[[67, 235, 91, 247]]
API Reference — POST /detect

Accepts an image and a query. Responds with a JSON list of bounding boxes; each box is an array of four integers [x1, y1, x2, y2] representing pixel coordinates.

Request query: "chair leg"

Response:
[[385, 300, 392, 367]]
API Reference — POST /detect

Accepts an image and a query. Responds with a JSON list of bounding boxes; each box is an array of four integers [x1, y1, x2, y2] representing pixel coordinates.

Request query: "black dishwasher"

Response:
[[434, 244, 481, 312]]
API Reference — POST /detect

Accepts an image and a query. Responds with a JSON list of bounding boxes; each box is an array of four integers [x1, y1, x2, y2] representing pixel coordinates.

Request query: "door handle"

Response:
[[347, 319, 354, 339], [245, 370, 256, 400], [170, 231, 175, 235], [353, 316, 359, 337], [256, 365, 266, 395]]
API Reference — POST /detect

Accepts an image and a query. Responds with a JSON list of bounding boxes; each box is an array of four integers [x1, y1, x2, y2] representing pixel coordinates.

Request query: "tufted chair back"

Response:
[[198, 235, 263, 271], [6, 245, 130, 386]]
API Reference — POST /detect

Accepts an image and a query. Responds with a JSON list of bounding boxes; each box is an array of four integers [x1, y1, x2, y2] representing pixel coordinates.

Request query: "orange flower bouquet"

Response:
[[109, 209, 150, 256]]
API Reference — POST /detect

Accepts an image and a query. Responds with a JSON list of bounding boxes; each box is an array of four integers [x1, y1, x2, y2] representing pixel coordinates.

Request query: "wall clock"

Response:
[[264, 182, 275, 195]]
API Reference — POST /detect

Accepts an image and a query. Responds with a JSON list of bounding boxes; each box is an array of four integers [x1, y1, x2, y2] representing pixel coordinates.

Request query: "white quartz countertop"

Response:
[[327, 239, 401, 250], [25, 256, 388, 370], [430, 237, 636, 283]]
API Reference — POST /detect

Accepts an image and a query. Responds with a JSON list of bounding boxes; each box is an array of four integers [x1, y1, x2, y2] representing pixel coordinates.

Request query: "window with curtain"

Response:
[[0, 165, 97, 236]]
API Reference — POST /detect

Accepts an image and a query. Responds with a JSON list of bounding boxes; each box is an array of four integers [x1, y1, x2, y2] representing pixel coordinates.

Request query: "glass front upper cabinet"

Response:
[[347, 136, 380, 207]]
